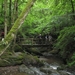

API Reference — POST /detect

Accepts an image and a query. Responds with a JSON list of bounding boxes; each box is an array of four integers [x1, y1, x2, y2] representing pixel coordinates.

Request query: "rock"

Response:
[[57, 67, 64, 70], [43, 52, 53, 57], [50, 72, 60, 75], [19, 64, 34, 75], [23, 54, 44, 67], [40, 67, 52, 74], [59, 70, 72, 75], [49, 50, 59, 54], [0, 52, 24, 66]]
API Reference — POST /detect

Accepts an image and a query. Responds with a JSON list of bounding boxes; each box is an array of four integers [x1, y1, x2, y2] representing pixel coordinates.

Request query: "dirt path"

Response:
[[0, 66, 19, 75]]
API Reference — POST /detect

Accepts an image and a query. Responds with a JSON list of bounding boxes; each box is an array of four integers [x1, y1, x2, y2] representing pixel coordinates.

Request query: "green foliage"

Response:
[[55, 25, 75, 55], [4, 0, 36, 43], [0, 0, 75, 66], [19, 0, 75, 36], [20, 0, 52, 36], [17, 1, 75, 67], [0, 52, 25, 66], [68, 53, 75, 66]]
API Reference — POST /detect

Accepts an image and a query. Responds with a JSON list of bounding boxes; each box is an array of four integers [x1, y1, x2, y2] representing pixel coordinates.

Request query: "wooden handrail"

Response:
[[16, 38, 51, 45]]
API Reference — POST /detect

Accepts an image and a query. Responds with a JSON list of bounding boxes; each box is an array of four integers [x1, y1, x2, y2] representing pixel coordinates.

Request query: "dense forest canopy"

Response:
[[0, 0, 75, 66]]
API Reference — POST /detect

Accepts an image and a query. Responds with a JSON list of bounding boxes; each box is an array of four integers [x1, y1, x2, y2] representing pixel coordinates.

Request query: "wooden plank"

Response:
[[19, 44, 50, 47]]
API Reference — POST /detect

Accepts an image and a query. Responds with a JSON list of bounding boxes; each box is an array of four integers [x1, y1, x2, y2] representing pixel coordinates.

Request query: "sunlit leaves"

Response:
[[20, 0, 75, 38]]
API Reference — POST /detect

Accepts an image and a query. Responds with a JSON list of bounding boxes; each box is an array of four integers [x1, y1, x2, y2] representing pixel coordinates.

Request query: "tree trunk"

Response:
[[4, 0, 8, 37], [14, 0, 18, 21], [0, 1, 4, 29], [70, 0, 74, 13], [0, 0, 36, 56], [9, 0, 12, 30]]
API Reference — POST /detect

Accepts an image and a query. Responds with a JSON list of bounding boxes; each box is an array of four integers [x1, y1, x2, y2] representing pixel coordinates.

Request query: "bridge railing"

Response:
[[16, 38, 50, 45]]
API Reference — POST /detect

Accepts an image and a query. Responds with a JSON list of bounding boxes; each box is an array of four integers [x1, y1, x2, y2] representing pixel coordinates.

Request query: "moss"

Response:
[[7, 53, 25, 65], [0, 50, 43, 67], [26, 48, 42, 56], [0, 59, 10, 67], [0, 51, 12, 59], [14, 44, 23, 52], [23, 53, 44, 66], [0, 52, 25, 66]]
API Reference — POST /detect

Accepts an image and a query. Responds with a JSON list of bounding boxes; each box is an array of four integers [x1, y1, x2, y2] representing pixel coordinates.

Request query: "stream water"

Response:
[[0, 54, 75, 75]]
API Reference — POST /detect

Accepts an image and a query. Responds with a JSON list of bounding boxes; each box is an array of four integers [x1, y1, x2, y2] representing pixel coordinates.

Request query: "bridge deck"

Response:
[[19, 44, 50, 47], [17, 38, 52, 47]]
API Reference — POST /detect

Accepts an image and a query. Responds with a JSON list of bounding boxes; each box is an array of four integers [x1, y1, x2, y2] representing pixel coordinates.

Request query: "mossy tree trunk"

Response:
[[0, 0, 36, 56]]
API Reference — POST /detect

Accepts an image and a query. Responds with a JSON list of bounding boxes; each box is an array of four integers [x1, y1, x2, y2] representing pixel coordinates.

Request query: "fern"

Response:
[[55, 26, 75, 55]]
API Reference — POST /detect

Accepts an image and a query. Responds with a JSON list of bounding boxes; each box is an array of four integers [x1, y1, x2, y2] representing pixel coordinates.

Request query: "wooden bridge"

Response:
[[16, 38, 51, 47]]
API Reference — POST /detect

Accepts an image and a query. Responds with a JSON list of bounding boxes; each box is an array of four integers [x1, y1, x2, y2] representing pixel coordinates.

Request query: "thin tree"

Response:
[[9, 0, 12, 29], [4, 0, 8, 37], [14, 0, 18, 21], [0, 0, 36, 56]]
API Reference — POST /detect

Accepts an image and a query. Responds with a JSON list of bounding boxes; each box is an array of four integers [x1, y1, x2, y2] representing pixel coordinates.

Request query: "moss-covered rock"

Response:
[[0, 52, 25, 66], [0, 59, 10, 67], [23, 53, 44, 67], [14, 44, 23, 52], [0, 50, 44, 67], [25, 48, 42, 56]]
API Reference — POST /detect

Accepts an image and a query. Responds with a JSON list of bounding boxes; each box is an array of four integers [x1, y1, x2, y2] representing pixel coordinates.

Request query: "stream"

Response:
[[0, 54, 75, 75]]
